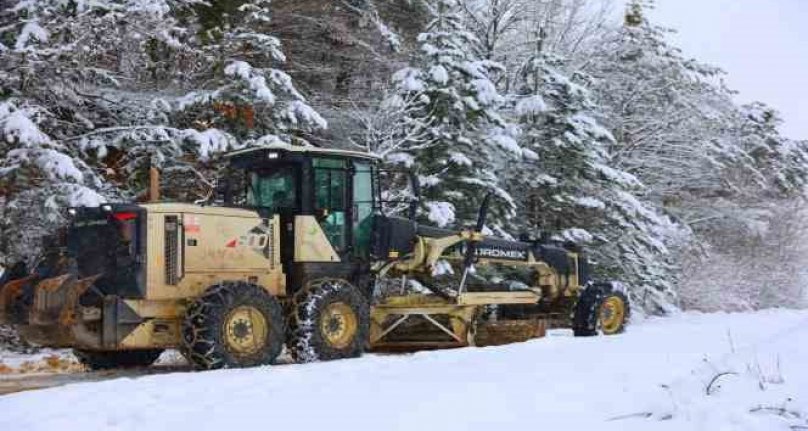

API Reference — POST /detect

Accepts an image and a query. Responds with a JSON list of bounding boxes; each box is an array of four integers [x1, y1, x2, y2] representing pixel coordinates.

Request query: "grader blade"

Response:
[[370, 295, 477, 351], [473, 319, 547, 347]]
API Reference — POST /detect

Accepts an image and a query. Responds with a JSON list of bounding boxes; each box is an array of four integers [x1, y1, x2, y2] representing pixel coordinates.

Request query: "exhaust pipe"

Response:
[[149, 166, 160, 202]]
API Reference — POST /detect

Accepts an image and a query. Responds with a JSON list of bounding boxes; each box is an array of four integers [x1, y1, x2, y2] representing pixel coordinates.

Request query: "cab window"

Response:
[[353, 161, 374, 257], [313, 158, 348, 251], [247, 166, 297, 209]]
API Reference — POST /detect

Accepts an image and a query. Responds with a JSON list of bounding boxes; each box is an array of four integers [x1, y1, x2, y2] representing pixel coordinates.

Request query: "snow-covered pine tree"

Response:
[[147, 0, 329, 201], [691, 102, 808, 249], [585, 0, 735, 199], [676, 104, 808, 312], [0, 0, 326, 259], [588, 1, 808, 242], [174, 0, 327, 146], [0, 0, 205, 202], [0, 102, 105, 264], [581, 0, 808, 311], [735, 103, 808, 197], [387, 0, 519, 228], [507, 46, 677, 312], [0, 0, 122, 263]]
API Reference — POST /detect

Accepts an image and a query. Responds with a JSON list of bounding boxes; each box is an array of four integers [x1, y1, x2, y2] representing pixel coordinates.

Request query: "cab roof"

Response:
[[225, 142, 380, 161]]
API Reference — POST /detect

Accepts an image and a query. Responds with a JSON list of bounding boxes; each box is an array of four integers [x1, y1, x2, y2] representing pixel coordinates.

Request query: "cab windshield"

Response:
[[246, 166, 297, 209]]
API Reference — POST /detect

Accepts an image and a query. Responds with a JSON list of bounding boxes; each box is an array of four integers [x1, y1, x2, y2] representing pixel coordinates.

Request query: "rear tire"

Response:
[[73, 349, 163, 370], [181, 281, 284, 370], [286, 278, 370, 363]]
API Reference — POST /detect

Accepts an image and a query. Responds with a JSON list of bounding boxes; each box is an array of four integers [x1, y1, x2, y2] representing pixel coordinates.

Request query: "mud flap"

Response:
[[102, 296, 144, 349]]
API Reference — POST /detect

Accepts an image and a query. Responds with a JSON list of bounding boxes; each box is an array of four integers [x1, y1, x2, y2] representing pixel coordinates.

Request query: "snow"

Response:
[[375, 20, 401, 52], [1, 310, 807, 431], [385, 152, 415, 168], [522, 148, 539, 161], [182, 129, 234, 161], [561, 227, 594, 243], [431, 259, 454, 276], [224, 61, 276, 104], [448, 151, 472, 166], [285, 100, 328, 131], [516, 95, 549, 116], [425, 200, 456, 227], [7, 148, 85, 182], [418, 174, 441, 188], [67, 185, 105, 207], [1, 107, 51, 147], [471, 78, 502, 105], [14, 21, 48, 51], [487, 129, 521, 154], [393, 67, 425, 92], [574, 196, 606, 210], [126, 0, 171, 16], [594, 162, 643, 188], [429, 65, 448, 84]]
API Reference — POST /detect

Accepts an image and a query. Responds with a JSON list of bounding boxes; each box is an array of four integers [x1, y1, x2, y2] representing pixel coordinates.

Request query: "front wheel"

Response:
[[572, 285, 630, 336], [599, 291, 630, 335], [286, 278, 370, 363]]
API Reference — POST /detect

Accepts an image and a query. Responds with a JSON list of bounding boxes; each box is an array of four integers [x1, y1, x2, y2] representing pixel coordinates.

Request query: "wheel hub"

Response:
[[223, 306, 268, 356], [599, 296, 625, 334], [320, 302, 358, 349]]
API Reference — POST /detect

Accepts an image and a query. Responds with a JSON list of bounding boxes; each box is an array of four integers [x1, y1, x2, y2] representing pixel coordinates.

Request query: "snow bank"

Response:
[[0, 310, 806, 431]]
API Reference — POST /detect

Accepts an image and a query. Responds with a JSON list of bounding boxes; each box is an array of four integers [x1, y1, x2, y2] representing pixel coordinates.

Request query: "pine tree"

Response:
[[0, 102, 105, 263], [735, 103, 808, 197], [508, 46, 677, 312], [0, 0, 326, 260], [387, 0, 519, 228], [174, 0, 327, 145]]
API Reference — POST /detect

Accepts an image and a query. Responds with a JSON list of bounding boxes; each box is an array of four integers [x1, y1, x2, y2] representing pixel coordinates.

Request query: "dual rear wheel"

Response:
[[181, 279, 369, 370]]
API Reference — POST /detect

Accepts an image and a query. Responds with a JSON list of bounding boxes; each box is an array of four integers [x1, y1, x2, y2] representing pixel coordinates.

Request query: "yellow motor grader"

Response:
[[0, 144, 628, 370]]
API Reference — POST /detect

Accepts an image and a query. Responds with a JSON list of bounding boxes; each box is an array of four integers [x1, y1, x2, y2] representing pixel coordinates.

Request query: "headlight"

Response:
[[67, 208, 77, 216], [101, 204, 112, 212]]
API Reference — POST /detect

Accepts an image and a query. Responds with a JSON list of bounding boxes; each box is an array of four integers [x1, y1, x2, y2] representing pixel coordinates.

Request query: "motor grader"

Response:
[[0, 143, 629, 370]]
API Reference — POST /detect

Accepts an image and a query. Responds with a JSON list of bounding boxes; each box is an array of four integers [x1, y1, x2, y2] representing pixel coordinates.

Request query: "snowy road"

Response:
[[1, 309, 807, 431]]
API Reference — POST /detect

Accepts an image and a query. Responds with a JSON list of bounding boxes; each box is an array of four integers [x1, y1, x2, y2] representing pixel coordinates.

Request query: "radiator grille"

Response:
[[164, 215, 179, 285]]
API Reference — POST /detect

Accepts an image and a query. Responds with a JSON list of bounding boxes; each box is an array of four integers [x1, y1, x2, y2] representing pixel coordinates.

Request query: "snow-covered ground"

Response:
[[1, 309, 807, 431]]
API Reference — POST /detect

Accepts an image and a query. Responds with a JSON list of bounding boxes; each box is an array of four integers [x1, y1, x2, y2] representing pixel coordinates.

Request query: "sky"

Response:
[[648, 0, 808, 140]]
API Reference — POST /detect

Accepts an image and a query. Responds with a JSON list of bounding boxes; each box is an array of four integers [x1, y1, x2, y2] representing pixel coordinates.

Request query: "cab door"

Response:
[[352, 161, 375, 258], [312, 158, 350, 255]]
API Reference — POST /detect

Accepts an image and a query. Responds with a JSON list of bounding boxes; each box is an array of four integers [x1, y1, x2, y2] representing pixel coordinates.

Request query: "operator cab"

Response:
[[223, 144, 382, 294]]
